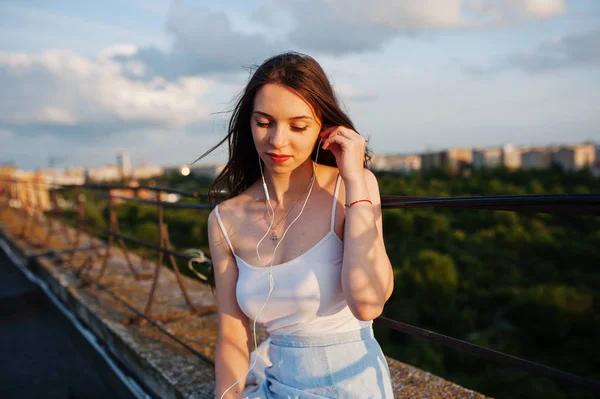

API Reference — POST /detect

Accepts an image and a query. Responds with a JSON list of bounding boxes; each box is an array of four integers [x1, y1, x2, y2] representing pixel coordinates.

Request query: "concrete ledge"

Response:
[[0, 206, 490, 398]]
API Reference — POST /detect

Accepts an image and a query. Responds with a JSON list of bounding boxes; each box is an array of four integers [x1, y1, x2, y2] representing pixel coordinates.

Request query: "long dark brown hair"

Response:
[[193, 52, 371, 205]]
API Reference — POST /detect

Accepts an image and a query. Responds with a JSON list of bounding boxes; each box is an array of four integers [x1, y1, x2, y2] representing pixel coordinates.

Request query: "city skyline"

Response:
[[1, 0, 599, 171], [6, 140, 597, 178]]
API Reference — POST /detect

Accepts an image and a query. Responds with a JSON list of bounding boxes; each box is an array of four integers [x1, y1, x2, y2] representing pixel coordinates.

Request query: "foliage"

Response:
[[377, 167, 600, 399]]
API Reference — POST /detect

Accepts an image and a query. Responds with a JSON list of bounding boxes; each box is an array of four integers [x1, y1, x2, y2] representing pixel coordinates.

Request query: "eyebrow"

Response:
[[253, 111, 314, 121]]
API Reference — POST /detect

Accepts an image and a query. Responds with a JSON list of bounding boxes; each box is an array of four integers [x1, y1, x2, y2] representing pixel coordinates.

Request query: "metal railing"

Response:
[[1, 176, 599, 394], [0, 178, 215, 322]]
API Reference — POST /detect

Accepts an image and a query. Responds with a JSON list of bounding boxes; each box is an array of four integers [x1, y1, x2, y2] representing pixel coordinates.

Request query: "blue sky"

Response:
[[1, 0, 598, 170]]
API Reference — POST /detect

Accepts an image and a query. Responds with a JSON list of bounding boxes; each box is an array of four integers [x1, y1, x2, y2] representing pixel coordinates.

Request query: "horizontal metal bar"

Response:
[[5, 178, 600, 215], [375, 317, 600, 393], [0, 178, 215, 200], [381, 194, 600, 215], [80, 184, 211, 200], [57, 216, 211, 266], [89, 191, 211, 209], [27, 246, 97, 260]]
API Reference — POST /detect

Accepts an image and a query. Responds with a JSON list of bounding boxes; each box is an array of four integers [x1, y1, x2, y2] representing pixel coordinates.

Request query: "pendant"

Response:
[[270, 231, 278, 246]]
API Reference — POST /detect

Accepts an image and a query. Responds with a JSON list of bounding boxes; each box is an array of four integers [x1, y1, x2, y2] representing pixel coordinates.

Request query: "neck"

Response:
[[263, 159, 316, 206]]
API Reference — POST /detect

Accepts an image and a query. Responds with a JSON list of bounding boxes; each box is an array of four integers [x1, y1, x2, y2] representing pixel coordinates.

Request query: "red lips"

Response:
[[267, 153, 291, 163]]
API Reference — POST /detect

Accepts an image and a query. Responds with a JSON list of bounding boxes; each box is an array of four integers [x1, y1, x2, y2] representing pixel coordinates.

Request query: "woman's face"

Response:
[[251, 83, 322, 174]]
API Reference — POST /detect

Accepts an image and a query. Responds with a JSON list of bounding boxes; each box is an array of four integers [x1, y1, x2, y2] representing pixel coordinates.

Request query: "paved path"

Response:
[[0, 248, 136, 399]]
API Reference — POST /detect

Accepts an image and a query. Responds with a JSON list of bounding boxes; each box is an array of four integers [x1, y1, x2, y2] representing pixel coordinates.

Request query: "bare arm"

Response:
[[341, 168, 394, 321], [208, 209, 251, 398]]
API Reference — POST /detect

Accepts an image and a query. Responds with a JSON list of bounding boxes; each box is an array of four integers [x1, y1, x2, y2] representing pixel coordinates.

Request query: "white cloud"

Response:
[[37, 106, 78, 125], [466, 0, 566, 24], [122, 0, 280, 79], [106, 0, 573, 80], [346, 0, 469, 29], [97, 44, 138, 59], [0, 48, 212, 132], [464, 29, 600, 74], [261, 0, 568, 55], [513, 0, 566, 19]]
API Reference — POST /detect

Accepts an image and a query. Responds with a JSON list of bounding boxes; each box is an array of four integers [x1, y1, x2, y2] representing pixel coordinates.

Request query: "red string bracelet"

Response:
[[345, 199, 373, 208]]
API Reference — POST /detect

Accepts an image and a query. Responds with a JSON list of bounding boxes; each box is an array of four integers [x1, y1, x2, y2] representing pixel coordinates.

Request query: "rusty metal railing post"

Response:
[[40, 183, 68, 249], [19, 180, 32, 238], [29, 177, 49, 248], [141, 189, 213, 318], [95, 190, 151, 281], [51, 190, 75, 248], [143, 189, 166, 316], [63, 189, 85, 265], [42, 187, 58, 247]]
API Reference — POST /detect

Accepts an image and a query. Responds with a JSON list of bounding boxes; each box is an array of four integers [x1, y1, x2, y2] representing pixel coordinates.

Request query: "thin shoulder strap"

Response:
[[330, 174, 342, 232], [214, 205, 237, 257]]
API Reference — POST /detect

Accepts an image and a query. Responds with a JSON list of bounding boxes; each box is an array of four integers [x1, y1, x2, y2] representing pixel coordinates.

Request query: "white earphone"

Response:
[[219, 138, 322, 398]]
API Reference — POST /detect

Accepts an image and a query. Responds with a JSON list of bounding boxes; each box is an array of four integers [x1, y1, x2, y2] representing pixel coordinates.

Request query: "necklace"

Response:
[[267, 198, 302, 245], [265, 174, 315, 246]]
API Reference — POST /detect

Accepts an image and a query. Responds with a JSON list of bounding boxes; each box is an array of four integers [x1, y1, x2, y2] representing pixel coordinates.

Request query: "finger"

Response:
[[322, 132, 349, 150], [319, 126, 338, 138], [335, 127, 363, 140], [328, 128, 354, 143], [321, 128, 341, 149]]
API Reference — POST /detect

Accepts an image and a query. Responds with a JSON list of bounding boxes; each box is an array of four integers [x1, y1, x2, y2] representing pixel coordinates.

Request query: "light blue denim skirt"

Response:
[[243, 326, 394, 398]]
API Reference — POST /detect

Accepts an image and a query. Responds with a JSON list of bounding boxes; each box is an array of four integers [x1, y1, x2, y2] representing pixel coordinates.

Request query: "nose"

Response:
[[269, 124, 289, 149]]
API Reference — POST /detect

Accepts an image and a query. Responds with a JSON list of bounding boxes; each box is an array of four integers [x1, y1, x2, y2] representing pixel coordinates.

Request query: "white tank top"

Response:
[[215, 175, 372, 335]]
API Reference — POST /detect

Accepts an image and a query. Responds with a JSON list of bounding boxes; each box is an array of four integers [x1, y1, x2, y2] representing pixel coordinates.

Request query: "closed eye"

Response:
[[255, 120, 272, 128], [255, 120, 308, 132]]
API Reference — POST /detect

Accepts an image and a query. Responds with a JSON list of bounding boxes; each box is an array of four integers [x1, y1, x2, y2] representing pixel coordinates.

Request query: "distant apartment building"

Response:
[[551, 144, 596, 171], [5, 170, 52, 211], [0, 166, 80, 210], [472, 145, 521, 170], [421, 148, 472, 171], [131, 164, 164, 180], [0, 164, 19, 203], [0, 164, 18, 178], [117, 151, 132, 180], [39, 168, 86, 186], [472, 148, 502, 169], [86, 165, 122, 182], [521, 147, 552, 169], [501, 144, 522, 169], [370, 154, 421, 173], [86, 163, 163, 182]]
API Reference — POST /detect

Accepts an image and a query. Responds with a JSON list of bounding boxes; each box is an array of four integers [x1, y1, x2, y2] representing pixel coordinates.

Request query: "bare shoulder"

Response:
[[210, 190, 254, 226], [208, 195, 246, 251], [207, 204, 229, 255]]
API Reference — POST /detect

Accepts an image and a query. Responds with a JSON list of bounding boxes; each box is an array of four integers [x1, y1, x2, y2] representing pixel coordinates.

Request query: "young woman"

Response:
[[205, 52, 395, 398]]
